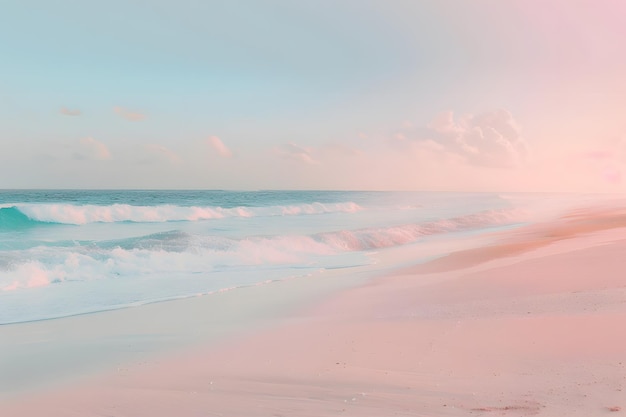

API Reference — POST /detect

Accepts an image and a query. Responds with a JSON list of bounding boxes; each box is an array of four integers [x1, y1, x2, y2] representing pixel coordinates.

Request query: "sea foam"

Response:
[[0, 208, 522, 293], [3, 202, 362, 226]]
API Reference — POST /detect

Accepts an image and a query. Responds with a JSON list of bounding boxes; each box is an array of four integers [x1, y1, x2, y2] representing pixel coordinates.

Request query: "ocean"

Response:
[[0, 190, 611, 325]]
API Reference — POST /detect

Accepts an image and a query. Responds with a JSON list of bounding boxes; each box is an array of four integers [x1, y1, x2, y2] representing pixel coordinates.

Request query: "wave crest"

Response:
[[1, 202, 362, 226], [317, 208, 522, 251], [1, 208, 522, 292]]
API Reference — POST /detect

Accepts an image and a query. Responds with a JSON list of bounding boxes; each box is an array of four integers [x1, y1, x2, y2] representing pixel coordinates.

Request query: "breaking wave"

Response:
[[0, 202, 363, 228], [0, 208, 522, 292]]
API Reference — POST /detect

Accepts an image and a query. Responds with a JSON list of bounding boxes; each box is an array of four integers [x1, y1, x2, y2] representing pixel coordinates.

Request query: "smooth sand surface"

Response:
[[2, 211, 626, 416]]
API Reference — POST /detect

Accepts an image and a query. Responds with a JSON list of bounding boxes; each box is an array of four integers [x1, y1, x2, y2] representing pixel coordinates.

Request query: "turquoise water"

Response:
[[0, 190, 574, 324]]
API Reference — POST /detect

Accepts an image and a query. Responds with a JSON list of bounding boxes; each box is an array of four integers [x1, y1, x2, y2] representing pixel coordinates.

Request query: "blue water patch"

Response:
[[0, 206, 49, 231]]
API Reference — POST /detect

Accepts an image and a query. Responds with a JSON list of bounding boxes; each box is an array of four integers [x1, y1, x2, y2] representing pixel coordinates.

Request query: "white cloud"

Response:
[[320, 143, 362, 158], [399, 109, 529, 169], [144, 144, 181, 164], [60, 107, 81, 116], [275, 143, 318, 165], [206, 136, 233, 158], [113, 106, 146, 121], [78, 137, 111, 160]]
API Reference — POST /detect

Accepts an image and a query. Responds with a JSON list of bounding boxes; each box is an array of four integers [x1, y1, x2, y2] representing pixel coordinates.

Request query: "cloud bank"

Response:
[[398, 109, 529, 169]]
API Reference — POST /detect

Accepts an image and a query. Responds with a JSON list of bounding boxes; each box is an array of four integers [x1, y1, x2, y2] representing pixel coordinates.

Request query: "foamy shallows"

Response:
[[0, 190, 613, 324]]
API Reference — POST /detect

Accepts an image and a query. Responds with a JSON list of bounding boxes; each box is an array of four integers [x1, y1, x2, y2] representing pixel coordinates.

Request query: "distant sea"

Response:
[[0, 190, 612, 324]]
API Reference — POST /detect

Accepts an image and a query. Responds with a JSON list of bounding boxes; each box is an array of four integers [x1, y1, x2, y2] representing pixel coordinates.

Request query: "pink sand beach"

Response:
[[5, 1, 626, 414], [2, 209, 626, 416]]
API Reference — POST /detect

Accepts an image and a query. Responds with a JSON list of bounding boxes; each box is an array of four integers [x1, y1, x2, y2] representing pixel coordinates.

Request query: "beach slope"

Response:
[[2, 212, 626, 416]]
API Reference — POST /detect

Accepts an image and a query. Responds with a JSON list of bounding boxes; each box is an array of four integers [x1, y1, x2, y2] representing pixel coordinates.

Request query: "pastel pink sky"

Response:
[[1, 0, 625, 191]]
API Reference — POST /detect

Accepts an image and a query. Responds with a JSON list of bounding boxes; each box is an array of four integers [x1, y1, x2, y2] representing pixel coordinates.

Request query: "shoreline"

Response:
[[2, 209, 626, 415], [0, 263, 376, 400]]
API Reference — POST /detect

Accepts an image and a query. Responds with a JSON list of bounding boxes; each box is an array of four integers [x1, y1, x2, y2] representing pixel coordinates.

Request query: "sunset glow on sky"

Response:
[[2, 0, 625, 191]]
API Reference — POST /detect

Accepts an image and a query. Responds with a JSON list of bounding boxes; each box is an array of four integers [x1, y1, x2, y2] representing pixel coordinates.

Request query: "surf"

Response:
[[0, 201, 363, 226]]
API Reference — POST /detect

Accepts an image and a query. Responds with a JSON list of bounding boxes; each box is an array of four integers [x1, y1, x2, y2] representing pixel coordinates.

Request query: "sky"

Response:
[[1, 0, 626, 191]]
